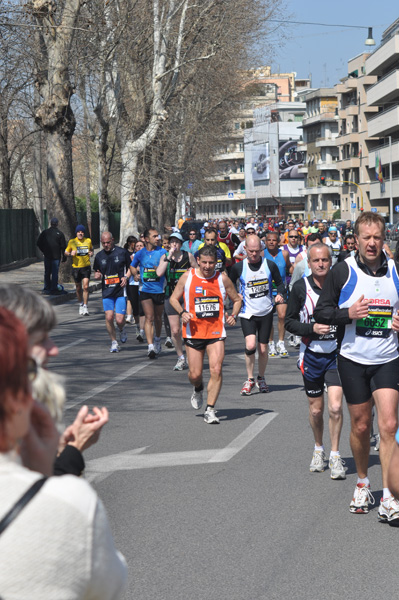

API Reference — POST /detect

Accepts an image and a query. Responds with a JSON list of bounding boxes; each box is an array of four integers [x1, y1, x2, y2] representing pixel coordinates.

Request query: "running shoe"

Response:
[[294, 336, 302, 348], [165, 336, 174, 348], [204, 406, 220, 424], [378, 495, 399, 524], [120, 328, 127, 344], [154, 340, 162, 355], [256, 376, 269, 393], [329, 455, 346, 480], [148, 344, 156, 359], [268, 341, 277, 357], [309, 450, 326, 473], [125, 314, 133, 323], [349, 483, 375, 514], [287, 334, 296, 347], [276, 340, 289, 357], [110, 341, 120, 353], [173, 357, 188, 371], [136, 329, 145, 343], [79, 305, 84, 316], [82, 306, 89, 316], [241, 379, 255, 396], [191, 389, 203, 410]]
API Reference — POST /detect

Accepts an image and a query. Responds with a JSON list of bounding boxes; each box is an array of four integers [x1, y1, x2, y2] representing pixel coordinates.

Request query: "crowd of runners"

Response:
[[29, 213, 399, 524]]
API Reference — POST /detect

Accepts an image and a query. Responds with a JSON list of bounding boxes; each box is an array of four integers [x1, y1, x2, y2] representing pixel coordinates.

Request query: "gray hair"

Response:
[[0, 284, 56, 335], [308, 243, 332, 260]]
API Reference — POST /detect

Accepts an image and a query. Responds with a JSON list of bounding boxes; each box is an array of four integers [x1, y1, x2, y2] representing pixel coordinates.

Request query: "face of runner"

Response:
[[197, 254, 216, 278], [219, 221, 228, 236], [145, 230, 159, 250], [245, 236, 262, 263], [308, 245, 331, 279], [265, 234, 279, 254], [328, 231, 337, 241], [162, 238, 170, 250], [29, 329, 59, 368], [346, 238, 356, 251], [287, 232, 299, 248], [204, 232, 217, 246], [135, 241, 144, 252], [356, 222, 384, 268], [101, 233, 114, 252], [169, 238, 182, 253], [77, 230, 85, 240]]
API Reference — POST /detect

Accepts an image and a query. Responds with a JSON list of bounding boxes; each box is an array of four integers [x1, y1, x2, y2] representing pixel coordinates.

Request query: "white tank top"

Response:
[[324, 238, 341, 265], [338, 255, 399, 365], [238, 258, 273, 319], [299, 278, 337, 354]]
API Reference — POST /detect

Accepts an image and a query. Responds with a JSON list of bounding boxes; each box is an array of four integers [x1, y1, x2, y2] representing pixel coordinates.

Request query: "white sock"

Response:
[[179, 355, 184, 360], [148, 343, 154, 349], [330, 451, 340, 458], [383, 487, 391, 500], [357, 476, 370, 487], [314, 445, 324, 452]]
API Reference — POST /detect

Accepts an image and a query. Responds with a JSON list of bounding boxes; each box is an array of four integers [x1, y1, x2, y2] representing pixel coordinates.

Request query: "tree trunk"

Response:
[[0, 108, 11, 209], [96, 134, 109, 235], [120, 141, 138, 242], [83, 110, 92, 237]]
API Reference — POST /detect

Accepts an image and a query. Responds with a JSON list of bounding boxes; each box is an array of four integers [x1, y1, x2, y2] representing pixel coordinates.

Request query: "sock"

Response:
[[383, 487, 391, 500], [249, 377, 255, 382], [357, 476, 370, 487], [83, 304, 87, 308], [257, 375, 265, 380], [148, 343, 154, 349], [206, 404, 215, 411], [179, 355, 184, 360], [314, 445, 324, 452], [195, 383, 203, 393], [330, 451, 340, 458]]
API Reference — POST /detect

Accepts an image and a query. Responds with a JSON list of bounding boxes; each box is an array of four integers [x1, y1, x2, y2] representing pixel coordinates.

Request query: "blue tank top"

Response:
[[263, 249, 286, 295]]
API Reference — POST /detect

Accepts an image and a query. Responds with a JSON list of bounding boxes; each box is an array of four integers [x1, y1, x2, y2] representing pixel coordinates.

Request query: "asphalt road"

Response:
[[48, 292, 399, 600]]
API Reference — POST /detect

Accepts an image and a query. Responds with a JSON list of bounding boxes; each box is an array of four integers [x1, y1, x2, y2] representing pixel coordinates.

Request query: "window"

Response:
[[239, 164, 244, 172], [234, 122, 240, 130], [240, 184, 245, 192], [239, 143, 244, 152]]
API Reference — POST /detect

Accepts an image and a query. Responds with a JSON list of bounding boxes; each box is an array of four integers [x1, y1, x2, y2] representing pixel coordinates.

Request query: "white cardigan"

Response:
[[0, 452, 127, 599]]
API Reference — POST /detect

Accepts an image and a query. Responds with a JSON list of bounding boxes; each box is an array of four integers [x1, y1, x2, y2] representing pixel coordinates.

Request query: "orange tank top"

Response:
[[183, 268, 226, 339]]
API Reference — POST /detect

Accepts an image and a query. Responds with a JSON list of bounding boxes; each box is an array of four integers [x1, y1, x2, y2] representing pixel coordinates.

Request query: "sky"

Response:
[[269, 1, 399, 88]]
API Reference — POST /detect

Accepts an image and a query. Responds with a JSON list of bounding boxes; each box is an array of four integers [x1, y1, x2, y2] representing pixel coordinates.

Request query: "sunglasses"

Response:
[[289, 235, 299, 239]]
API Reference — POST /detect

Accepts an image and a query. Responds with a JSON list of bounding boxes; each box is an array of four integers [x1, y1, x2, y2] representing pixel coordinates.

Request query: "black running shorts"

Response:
[[184, 338, 225, 351], [338, 354, 399, 405], [72, 266, 91, 283], [139, 291, 165, 306], [240, 312, 273, 345]]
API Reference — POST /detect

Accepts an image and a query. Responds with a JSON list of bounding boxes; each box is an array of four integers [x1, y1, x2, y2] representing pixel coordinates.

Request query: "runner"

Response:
[[290, 233, 323, 289], [93, 232, 131, 352], [324, 227, 342, 265], [64, 225, 93, 315], [156, 232, 196, 370], [283, 229, 304, 287], [230, 234, 285, 395], [337, 235, 356, 263], [128, 239, 146, 342], [130, 228, 167, 358], [182, 228, 201, 255], [314, 212, 399, 521], [218, 220, 239, 269], [285, 243, 345, 478], [263, 231, 291, 358], [195, 228, 231, 272], [169, 245, 241, 424]]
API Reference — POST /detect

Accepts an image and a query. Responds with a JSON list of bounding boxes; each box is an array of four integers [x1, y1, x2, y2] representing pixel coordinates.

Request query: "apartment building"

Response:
[[298, 89, 340, 220], [365, 18, 399, 222]]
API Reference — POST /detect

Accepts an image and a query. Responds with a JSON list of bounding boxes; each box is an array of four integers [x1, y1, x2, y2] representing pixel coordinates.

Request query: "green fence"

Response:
[[76, 212, 121, 245], [0, 209, 39, 266]]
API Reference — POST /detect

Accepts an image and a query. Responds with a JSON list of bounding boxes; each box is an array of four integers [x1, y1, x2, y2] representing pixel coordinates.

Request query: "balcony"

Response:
[[336, 156, 361, 169], [369, 140, 399, 169], [369, 177, 399, 201], [315, 137, 338, 148], [302, 111, 336, 126], [367, 69, 399, 106], [316, 161, 340, 171], [297, 165, 308, 174], [302, 185, 341, 195], [337, 131, 360, 144], [339, 104, 358, 117], [214, 151, 244, 161], [367, 104, 399, 137], [366, 33, 399, 76]]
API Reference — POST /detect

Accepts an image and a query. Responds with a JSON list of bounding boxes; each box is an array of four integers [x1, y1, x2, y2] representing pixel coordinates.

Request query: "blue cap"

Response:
[[76, 225, 86, 235], [329, 226, 337, 232]]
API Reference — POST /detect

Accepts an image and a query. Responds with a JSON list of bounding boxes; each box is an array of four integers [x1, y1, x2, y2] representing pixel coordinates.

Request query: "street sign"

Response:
[[228, 192, 234, 199], [371, 207, 377, 213], [187, 183, 193, 189], [351, 203, 356, 209], [395, 206, 399, 213]]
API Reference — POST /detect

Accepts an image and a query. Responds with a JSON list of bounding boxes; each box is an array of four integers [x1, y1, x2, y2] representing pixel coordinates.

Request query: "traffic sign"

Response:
[[371, 207, 377, 213], [395, 205, 399, 213], [228, 192, 234, 199], [351, 203, 356, 209]]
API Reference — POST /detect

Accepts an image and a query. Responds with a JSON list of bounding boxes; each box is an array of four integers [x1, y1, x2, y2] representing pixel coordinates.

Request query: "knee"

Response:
[[116, 315, 125, 326], [146, 314, 155, 324], [245, 345, 256, 355], [171, 325, 181, 337], [209, 363, 222, 378], [352, 418, 371, 437], [329, 402, 343, 419], [258, 344, 268, 356], [188, 369, 202, 383], [310, 405, 323, 420], [379, 417, 398, 439], [105, 313, 114, 324], [82, 282, 89, 293]]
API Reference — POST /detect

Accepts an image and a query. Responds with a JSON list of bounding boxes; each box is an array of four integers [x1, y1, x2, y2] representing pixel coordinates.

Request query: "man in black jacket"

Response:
[[36, 217, 67, 295]]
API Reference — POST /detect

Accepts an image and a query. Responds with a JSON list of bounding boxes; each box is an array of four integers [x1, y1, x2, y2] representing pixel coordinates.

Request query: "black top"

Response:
[[53, 445, 85, 477], [230, 258, 286, 298], [93, 246, 131, 298], [166, 250, 191, 296], [285, 275, 320, 337], [36, 227, 66, 260]]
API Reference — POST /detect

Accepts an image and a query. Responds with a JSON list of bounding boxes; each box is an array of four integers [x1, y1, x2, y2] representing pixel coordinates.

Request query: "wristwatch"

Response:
[[180, 309, 188, 317]]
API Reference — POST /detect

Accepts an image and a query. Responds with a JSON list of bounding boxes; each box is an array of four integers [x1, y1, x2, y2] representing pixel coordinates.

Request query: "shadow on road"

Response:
[[195, 407, 274, 422]]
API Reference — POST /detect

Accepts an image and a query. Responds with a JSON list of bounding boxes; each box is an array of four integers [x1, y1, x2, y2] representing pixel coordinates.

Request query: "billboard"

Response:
[[252, 143, 270, 181], [279, 139, 305, 180]]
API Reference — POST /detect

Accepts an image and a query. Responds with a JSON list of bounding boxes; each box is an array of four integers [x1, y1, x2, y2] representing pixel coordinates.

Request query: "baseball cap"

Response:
[[322, 219, 327, 223], [329, 226, 337, 232], [50, 217, 58, 226], [75, 224, 86, 235], [313, 219, 319, 223], [169, 232, 184, 243], [245, 224, 256, 231], [204, 222, 209, 227]]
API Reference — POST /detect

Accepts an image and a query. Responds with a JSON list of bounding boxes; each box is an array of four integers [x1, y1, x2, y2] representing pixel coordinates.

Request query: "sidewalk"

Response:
[[0, 252, 102, 305]]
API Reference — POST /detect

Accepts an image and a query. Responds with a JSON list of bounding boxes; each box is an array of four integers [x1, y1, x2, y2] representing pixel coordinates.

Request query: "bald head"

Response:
[[245, 234, 262, 263]]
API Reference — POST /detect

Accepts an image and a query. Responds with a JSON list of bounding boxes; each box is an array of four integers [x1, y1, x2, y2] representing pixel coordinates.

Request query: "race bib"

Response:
[[77, 246, 89, 256], [143, 268, 159, 282], [194, 296, 220, 318], [318, 325, 338, 341], [105, 274, 120, 287], [247, 278, 269, 299], [356, 305, 393, 338], [169, 268, 187, 281]]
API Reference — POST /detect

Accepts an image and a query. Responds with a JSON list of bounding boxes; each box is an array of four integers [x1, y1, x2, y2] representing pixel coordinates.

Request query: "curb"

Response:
[[44, 282, 103, 305]]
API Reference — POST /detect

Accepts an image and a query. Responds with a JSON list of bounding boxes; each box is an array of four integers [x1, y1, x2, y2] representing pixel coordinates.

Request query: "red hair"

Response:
[[0, 307, 29, 425]]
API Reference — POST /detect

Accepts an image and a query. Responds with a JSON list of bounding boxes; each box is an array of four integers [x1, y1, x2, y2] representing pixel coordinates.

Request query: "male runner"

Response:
[[263, 231, 291, 357], [130, 227, 167, 358], [324, 226, 342, 265], [93, 232, 131, 352], [337, 235, 356, 263], [230, 235, 285, 395], [170, 245, 241, 424], [314, 212, 399, 521], [283, 229, 303, 287], [218, 220, 239, 268], [65, 225, 93, 315], [195, 228, 231, 272], [285, 243, 345, 478]]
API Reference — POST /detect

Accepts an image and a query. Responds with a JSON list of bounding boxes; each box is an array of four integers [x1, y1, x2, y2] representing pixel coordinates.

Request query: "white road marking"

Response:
[[58, 338, 86, 352], [65, 361, 151, 410], [86, 412, 278, 481]]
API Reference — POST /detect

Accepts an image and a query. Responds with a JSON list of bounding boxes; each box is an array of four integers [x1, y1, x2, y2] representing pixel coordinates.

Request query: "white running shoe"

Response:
[[191, 389, 203, 410], [147, 344, 156, 359], [329, 455, 346, 480], [276, 340, 288, 357], [309, 450, 326, 473], [164, 336, 174, 348], [120, 328, 127, 343], [173, 357, 187, 371], [287, 334, 296, 347], [154, 340, 162, 355], [268, 341, 277, 357], [110, 341, 120, 353], [204, 406, 220, 424], [378, 495, 399, 524], [137, 329, 145, 343], [79, 305, 84, 316], [125, 314, 133, 323], [294, 336, 302, 348], [349, 484, 375, 514], [82, 306, 89, 316]]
